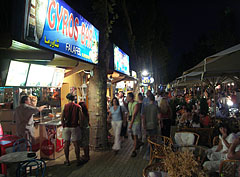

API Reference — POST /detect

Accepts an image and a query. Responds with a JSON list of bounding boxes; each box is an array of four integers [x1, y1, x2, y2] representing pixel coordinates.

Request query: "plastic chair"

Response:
[[174, 131, 200, 146], [13, 138, 32, 152], [147, 135, 173, 165], [16, 159, 46, 177]]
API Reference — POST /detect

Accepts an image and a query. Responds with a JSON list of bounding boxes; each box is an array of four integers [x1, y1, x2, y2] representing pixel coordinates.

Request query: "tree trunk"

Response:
[[88, 0, 110, 150]]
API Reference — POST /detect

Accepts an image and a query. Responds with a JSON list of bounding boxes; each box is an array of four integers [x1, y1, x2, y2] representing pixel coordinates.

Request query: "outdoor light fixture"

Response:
[[142, 70, 149, 76]]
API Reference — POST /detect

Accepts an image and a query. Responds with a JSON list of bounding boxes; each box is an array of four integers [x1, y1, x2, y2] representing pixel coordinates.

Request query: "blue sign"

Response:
[[113, 44, 130, 75], [24, 0, 99, 64], [142, 76, 150, 84]]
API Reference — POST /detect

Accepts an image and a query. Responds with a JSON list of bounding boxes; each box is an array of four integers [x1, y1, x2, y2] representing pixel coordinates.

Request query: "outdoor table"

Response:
[[0, 135, 21, 175], [0, 151, 37, 177]]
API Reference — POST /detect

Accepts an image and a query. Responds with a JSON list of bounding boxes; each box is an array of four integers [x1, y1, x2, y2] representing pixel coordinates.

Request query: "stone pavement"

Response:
[[45, 138, 148, 177]]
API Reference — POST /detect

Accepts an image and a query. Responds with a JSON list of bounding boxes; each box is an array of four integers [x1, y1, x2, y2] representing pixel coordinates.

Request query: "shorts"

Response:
[[128, 123, 141, 136], [62, 127, 81, 141]]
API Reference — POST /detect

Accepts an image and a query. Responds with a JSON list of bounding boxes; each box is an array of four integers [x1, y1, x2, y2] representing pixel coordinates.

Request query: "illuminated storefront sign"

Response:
[[24, 0, 99, 64], [113, 44, 130, 75], [142, 76, 150, 84]]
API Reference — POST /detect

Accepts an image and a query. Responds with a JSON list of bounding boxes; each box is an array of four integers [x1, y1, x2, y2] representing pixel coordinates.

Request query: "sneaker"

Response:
[[64, 160, 70, 166], [131, 151, 137, 157]]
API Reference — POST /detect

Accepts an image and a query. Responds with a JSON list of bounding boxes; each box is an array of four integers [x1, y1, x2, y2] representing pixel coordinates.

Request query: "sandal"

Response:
[[131, 151, 137, 157]]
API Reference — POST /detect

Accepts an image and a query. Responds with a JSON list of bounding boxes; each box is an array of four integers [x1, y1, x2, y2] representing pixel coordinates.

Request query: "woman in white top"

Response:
[[107, 97, 123, 154], [203, 123, 236, 172]]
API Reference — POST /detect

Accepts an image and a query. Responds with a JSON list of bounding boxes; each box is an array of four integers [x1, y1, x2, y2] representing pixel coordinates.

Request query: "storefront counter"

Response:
[[39, 118, 64, 159]]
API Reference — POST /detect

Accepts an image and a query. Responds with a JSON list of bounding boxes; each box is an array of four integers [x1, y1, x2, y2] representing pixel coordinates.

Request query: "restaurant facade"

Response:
[[0, 0, 99, 161]]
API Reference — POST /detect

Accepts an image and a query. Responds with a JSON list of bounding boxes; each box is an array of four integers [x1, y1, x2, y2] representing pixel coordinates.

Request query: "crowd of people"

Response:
[[14, 87, 240, 174], [107, 90, 173, 158]]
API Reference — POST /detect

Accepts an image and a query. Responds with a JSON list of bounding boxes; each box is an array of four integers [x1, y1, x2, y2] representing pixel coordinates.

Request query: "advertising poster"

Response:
[[24, 0, 99, 64], [113, 44, 130, 75], [40, 125, 56, 157]]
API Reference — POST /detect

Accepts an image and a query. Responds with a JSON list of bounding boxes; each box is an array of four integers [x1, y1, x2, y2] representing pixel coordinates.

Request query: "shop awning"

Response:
[[110, 71, 138, 84], [0, 35, 54, 62], [0, 35, 95, 78]]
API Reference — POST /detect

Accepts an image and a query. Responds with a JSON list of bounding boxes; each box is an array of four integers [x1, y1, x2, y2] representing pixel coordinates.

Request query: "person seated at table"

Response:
[[177, 104, 187, 116], [191, 113, 201, 128], [203, 123, 236, 172], [227, 136, 240, 160], [216, 106, 229, 118], [199, 112, 210, 127], [178, 108, 191, 127]]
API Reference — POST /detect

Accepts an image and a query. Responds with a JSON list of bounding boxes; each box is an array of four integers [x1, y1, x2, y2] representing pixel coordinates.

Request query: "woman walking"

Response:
[[108, 97, 123, 154]]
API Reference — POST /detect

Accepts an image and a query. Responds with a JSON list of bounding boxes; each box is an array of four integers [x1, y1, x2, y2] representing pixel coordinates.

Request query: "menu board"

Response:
[[113, 45, 130, 75], [51, 68, 65, 87], [26, 64, 55, 87], [5, 61, 29, 86]]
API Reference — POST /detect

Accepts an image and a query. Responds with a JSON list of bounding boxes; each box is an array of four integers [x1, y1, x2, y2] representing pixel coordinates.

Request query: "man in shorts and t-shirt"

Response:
[[127, 92, 141, 157], [61, 93, 83, 166]]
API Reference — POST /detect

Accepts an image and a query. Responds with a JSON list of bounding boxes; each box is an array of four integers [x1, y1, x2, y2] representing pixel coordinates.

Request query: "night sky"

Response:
[[159, 0, 240, 73]]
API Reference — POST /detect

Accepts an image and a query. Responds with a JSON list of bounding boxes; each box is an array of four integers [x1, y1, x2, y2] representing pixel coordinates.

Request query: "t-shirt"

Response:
[[14, 104, 39, 138], [200, 115, 210, 127], [128, 101, 140, 124], [143, 104, 159, 130], [110, 106, 122, 121], [62, 102, 81, 127], [155, 95, 162, 107], [219, 133, 236, 152]]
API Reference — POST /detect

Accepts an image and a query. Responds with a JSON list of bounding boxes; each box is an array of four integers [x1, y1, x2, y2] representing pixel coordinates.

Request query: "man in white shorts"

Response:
[[61, 93, 83, 166]]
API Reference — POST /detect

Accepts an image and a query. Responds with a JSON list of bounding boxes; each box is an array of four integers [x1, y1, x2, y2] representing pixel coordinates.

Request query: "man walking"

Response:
[[142, 94, 160, 137], [127, 92, 141, 157]]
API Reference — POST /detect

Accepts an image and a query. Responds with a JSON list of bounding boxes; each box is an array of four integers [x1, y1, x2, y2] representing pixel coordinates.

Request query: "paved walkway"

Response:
[[45, 138, 148, 177]]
